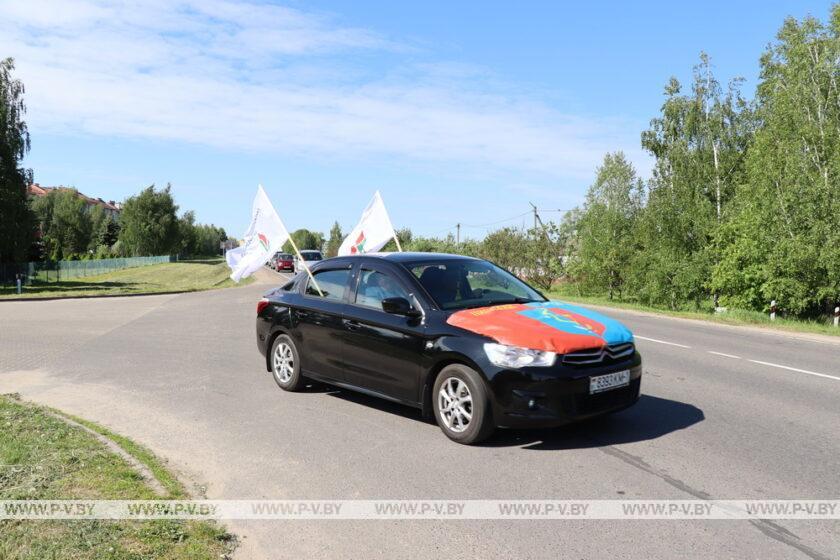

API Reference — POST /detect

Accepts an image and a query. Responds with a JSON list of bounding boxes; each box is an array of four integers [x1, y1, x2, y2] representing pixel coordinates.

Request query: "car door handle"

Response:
[[344, 320, 361, 331]]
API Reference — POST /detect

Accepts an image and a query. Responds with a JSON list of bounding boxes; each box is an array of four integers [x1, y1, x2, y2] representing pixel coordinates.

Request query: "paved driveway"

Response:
[[2, 269, 838, 559]]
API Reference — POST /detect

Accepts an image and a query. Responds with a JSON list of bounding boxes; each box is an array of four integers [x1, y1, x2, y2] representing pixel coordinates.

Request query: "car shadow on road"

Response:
[[483, 395, 704, 450], [306, 383, 703, 450], [303, 381, 429, 421]]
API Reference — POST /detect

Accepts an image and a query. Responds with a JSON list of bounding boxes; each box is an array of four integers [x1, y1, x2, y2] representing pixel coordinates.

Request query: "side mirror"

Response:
[[382, 297, 421, 318]]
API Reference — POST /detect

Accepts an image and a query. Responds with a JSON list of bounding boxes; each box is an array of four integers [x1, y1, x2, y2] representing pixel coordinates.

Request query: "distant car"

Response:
[[293, 250, 322, 273], [272, 253, 294, 272], [255, 252, 642, 444]]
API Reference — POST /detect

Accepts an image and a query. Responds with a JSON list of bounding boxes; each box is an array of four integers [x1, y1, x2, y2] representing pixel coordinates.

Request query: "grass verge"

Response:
[[0, 258, 252, 299], [0, 394, 235, 559], [546, 290, 840, 338]]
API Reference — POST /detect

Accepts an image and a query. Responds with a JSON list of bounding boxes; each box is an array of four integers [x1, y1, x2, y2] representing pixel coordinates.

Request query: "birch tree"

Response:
[[633, 55, 749, 309], [0, 58, 34, 262], [712, 6, 840, 315]]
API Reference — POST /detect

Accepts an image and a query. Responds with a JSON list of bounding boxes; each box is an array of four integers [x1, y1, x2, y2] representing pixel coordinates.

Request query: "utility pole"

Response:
[[456, 223, 461, 244], [529, 202, 547, 233]]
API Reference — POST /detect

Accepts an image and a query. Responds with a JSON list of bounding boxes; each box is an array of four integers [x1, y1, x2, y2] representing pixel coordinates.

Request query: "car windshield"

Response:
[[405, 259, 545, 311], [301, 253, 322, 261]]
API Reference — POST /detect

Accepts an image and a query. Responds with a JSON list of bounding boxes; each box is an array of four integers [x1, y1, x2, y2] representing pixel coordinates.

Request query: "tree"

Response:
[[571, 153, 643, 299], [52, 189, 92, 258], [382, 227, 412, 252], [283, 229, 324, 253], [31, 188, 93, 260], [88, 205, 120, 253], [632, 54, 750, 309], [522, 221, 571, 291], [192, 224, 226, 256], [178, 210, 198, 255], [119, 184, 181, 256], [0, 57, 34, 262], [325, 221, 343, 257], [480, 228, 527, 272], [712, 6, 840, 316]]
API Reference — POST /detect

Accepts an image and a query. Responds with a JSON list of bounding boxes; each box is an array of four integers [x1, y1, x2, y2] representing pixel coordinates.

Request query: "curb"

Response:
[[0, 289, 198, 303]]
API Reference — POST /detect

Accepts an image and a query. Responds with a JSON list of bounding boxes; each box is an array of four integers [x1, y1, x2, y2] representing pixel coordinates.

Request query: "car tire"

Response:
[[270, 334, 305, 391], [433, 364, 494, 444]]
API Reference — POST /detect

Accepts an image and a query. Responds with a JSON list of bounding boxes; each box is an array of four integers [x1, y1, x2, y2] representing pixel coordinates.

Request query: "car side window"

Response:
[[355, 269, 410, 309], [305, 269, 350, 301]]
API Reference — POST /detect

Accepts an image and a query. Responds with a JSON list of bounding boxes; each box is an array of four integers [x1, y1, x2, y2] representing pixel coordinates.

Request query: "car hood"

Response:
[[447, 301, 634, 354]]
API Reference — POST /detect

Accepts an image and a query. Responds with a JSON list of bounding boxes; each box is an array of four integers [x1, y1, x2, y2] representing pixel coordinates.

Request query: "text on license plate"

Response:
[[589, 370, 631, 394]]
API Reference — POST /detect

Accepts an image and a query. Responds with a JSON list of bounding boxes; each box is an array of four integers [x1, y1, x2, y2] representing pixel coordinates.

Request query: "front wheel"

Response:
[[270, 334, 305, 391], [433, 364, 495, 444]]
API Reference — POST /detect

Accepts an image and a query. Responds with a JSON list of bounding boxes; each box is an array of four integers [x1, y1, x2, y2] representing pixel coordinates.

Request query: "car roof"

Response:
[[348, 252, 480, 263]]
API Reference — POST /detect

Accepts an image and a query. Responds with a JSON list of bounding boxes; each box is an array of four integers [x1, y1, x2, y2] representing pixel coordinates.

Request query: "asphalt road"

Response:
[[2, 269, 839, 559]]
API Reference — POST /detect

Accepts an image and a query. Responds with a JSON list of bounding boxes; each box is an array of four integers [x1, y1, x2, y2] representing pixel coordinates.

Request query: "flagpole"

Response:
[[393, 233, 403, 252], [286, 235, 323, 296]]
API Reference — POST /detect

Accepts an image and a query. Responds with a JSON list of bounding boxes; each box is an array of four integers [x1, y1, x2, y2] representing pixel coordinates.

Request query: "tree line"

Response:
[[570, 8, 840, 318], [321, 7, 839, 319], [0, 58, 227, 263]]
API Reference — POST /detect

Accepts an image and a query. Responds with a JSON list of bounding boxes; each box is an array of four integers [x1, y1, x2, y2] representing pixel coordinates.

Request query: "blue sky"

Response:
[[2, 0, 834, 239]]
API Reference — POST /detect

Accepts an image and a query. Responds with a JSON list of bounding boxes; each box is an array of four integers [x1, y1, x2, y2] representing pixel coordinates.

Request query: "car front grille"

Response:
[[561, 342, 635, 366]]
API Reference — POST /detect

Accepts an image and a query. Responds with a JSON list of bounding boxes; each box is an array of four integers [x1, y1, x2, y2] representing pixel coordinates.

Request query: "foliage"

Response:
[[89, 204, 120, 251], [377, 5, 839, 322], [177, 211, 226, 257], [630, 53, 751, 309], [478, 228, 527, 271], [521, 222, 571, 291], [31, 188, 93, 260], [382, 227, 413, 252], [570, 152, 643, 299], [0, 57, 34, 262], [283, 228, 324, 252], [711, 7, 840, 315], [325, 221, 343, 257], [118, 184, 181, 256]]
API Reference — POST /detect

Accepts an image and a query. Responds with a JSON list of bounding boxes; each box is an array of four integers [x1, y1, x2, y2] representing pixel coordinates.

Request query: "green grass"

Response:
[[0, 394, 235, 559], [0, 258, 253, 299], [546, 289, 840, 338]]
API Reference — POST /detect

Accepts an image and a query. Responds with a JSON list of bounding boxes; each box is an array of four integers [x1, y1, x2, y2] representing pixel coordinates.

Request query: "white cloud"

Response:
[[0, 0, 649, 180]]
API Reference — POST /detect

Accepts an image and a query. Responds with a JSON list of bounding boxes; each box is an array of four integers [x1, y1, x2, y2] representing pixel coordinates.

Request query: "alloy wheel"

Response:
[[437, 377, 473, 433], [273, 342, 294, 383]]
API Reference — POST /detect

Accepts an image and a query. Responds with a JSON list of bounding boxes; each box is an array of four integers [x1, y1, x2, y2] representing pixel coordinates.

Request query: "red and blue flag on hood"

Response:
[[447, 301, 633, 354]]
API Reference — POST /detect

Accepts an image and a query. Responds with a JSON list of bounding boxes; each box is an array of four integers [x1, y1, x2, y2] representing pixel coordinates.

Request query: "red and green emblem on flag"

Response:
[[350, 231, 366, 254], [258, 233, 269, 251]]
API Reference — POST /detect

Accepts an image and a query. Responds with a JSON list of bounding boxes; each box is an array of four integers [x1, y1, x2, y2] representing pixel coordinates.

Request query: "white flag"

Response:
[[227, 185, 291, 282], [338, 191, 399, 256]]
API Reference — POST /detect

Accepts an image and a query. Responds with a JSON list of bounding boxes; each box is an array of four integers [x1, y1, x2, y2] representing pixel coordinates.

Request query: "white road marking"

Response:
[[747, 359, 840, 382], [707, 351, 741, 359], [633, 334, 839, 383], [634, 336, 691, 349]]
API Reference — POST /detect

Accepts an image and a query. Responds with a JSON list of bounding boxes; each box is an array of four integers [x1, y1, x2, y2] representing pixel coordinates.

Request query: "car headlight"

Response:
[[483, 343, 556, 368]]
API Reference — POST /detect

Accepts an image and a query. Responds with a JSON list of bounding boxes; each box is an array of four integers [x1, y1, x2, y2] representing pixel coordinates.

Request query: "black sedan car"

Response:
[[256, 252, 642, 444]]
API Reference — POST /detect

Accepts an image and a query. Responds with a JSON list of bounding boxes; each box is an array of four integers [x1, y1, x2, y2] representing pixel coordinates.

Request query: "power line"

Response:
[[460, 211, 531, 229], [428, 207, 576, 238]]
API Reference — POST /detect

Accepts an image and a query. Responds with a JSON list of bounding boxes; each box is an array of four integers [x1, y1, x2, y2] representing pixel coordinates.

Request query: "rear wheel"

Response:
[[433, 364, 494, 444], [270, 334, 305, 391]]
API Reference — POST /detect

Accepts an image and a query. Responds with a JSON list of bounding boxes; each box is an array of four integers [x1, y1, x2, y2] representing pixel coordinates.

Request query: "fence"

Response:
[[0, 255, 175, 287]]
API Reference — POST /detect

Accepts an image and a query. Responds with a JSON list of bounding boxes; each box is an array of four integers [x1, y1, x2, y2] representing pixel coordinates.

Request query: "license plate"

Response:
[[589, 370, 630, 394]]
